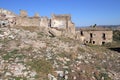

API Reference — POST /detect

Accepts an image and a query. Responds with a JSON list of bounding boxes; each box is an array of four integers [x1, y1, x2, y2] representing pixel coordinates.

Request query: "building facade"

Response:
[[76, 27, 113, 45]]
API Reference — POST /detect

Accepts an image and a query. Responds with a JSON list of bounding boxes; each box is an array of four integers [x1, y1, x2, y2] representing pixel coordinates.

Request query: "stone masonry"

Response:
[[0, 8, 16, 27], [76, 27, 113, 45], [50, 14, 75, 38], [0, 8, 113, 45]]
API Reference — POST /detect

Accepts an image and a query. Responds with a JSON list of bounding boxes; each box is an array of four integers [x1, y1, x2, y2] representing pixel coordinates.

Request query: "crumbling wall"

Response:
[[51, 18, 67, 28], [51, 14, 71, 28], [50, 14, 76, 38], [16, 17, 40, 27], [40, 17, 49, 27], [0, 9, 77, 39], [15, 10, 41, 27], [67, 20, 75, 35], [0, 8, 17, 27]]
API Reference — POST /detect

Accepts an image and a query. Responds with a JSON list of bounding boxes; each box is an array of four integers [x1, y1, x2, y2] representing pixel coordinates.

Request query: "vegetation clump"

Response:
[[27, 59, 54, 74]]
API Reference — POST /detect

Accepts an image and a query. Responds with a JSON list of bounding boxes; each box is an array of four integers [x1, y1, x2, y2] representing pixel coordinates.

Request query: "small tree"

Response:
[[93, 24, 97, 28]]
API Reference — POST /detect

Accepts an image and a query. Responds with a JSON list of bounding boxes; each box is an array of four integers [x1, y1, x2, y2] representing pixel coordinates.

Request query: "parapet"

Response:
[[20, 10, 28, 17], [51, 14, 71, 20], [34, 13, 40, 18]]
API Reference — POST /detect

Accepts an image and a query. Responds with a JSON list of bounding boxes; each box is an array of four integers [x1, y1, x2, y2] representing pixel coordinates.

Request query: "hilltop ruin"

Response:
[[0, 8, 113, 45], [0, 8, 119, 80], [0, 8, 75, 38]]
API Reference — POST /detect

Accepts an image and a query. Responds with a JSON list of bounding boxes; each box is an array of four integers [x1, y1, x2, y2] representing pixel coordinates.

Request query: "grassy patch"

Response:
[[94, 72, 112, 80], [26, 59, 53, 74], [2, 49, 18, 60], [58, 36, 74, 43], [0, 30, 2, 34], [100, 73, 112, 80], [57, 52, 72, 59], [2, 49, 25, 60], [38, 32, 44, 36], [37, 31, 48, 38], [12, 77, 27, 80], [77, 47, 85, 53]]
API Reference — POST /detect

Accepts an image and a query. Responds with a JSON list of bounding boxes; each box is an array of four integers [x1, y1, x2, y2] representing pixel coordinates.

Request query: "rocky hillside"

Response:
[[0, 27, 120, 80]]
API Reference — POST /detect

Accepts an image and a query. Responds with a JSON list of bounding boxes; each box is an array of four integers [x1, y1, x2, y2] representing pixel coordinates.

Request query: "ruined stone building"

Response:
[[50, 14, 75, 37], [16, 10, 50, 28], [16, 10, 40, 27], [76, 27, 113, 45], [0, 8, 75, 37], [0, 8, 113, 45]]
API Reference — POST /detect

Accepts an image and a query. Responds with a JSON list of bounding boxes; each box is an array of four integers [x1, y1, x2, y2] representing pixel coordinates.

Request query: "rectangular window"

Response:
[[102, 33, 106, 40], [90, 33, 93, 38]]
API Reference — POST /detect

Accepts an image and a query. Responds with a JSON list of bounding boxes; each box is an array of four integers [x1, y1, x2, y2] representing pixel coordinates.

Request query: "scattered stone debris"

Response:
[[0, 8, 119, 80], [0, 27, 119, 80]]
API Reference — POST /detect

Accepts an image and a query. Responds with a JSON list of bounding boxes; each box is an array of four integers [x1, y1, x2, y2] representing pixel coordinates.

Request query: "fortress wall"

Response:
[[16, 17, 40, 27], [40, 17, 49, 27]]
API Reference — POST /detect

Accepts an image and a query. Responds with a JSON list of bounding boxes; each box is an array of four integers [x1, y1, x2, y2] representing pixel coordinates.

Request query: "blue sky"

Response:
[[0, 0, 120, 26]]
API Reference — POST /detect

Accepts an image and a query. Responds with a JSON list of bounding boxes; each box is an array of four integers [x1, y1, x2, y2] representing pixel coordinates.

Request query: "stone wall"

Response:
[[16, 17, 40, 27], [51, 19, 67, 28], [0, 9, 75, 38], [50, 14, 76, 38], [51, 14, 71, 28], [67, 20, 75, 35], [0, 8, 16, 27], [40, 17, 49, 27], [15, 10, 40, 27]]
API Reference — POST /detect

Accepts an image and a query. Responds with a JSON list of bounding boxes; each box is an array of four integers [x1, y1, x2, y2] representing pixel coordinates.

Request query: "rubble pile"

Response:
[[0, 27, 120, 80]]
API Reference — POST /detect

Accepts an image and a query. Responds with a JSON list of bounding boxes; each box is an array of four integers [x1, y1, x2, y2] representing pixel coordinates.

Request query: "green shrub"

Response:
[[94, 72, 112, 80], [2, 49, 18, 60], [2, 49, 25, 60], [100, 73, 112, 80], [113, 30, 120, 41]]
